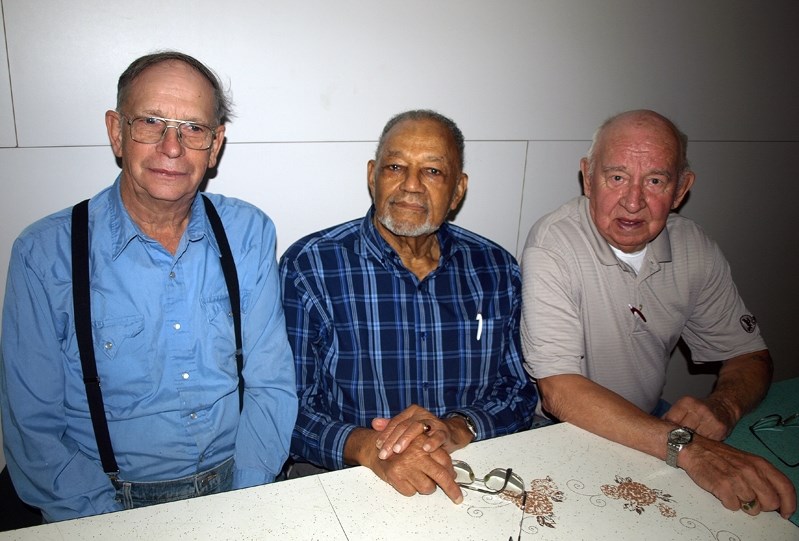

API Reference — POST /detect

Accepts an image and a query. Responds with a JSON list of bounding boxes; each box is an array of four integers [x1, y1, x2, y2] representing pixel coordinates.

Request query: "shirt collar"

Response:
[[578, 195, 672, 266], [357, 206, 457, 271], [108, 176, 217, 259]]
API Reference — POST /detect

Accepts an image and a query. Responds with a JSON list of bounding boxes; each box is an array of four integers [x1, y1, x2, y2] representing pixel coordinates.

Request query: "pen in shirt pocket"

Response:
[[476, 311, 483, 341]]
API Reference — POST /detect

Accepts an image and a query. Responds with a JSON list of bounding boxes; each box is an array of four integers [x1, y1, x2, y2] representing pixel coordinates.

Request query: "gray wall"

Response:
[[1, 0, 797, 468]]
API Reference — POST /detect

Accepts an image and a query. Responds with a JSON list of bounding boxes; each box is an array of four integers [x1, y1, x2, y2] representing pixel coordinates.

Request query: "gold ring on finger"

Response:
[[740, 498, 758, 511]]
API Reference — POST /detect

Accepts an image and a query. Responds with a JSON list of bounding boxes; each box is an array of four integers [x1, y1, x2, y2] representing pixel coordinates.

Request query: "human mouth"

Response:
[[615, 218, 644, 229], [390, 199, 427, 213], [150, 167, 186, 178]]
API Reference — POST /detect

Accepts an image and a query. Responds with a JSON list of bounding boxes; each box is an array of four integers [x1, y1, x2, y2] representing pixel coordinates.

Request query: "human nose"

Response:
[[156, 124, 185, 158], [400, 167, 425, 192], [621, 180, 645, 212]]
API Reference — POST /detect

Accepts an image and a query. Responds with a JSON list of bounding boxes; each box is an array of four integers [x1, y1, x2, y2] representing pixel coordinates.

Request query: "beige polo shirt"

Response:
[[520, 196, 766, 413]]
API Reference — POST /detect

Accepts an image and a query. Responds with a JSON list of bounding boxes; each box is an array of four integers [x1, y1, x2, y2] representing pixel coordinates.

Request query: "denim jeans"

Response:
[[113, 457, 234, 510]]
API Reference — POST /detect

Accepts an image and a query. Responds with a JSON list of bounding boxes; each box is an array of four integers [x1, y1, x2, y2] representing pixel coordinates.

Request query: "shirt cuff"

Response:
[[233, 466, 274, 490]]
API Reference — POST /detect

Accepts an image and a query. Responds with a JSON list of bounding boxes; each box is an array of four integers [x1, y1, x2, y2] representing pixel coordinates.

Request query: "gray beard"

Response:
[[377, 212, 439, 238]]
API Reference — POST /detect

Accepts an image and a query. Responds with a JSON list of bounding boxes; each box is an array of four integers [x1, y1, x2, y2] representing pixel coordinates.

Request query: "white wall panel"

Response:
[[4, 0, 798, 147], [516, 141, 588, 257], [0, 11, 15, 147]]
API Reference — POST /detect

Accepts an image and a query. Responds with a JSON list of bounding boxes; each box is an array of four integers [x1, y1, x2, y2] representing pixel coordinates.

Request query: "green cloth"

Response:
[[725, 377, 799, 526]]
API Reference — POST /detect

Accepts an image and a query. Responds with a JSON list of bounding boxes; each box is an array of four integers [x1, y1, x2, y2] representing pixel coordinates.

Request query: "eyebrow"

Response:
[[384, 150, 447, 164], [601, 165, 672, 179], [137, 110, 210, 125]]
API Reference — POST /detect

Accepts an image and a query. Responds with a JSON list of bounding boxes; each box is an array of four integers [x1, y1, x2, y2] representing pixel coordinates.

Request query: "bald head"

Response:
[[586, 110, 690, 183]]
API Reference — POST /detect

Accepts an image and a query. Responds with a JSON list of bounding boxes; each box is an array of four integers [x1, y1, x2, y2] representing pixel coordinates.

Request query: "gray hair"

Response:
[[375, 110, 465, 171], [116, 50, 233, 125], [586, 110, 691, 184]]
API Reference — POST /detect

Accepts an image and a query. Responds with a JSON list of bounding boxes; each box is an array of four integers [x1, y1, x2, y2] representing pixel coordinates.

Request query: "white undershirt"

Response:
[[610, 244, 647, 274]]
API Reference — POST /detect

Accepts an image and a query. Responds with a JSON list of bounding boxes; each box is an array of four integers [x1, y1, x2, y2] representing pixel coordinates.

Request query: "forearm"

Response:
[[343, 427, 380, 468], [2, 434, 122, 521], [455, 382, 535, 441], [709, 350, 772, 424], [538, 374, 677, 460]]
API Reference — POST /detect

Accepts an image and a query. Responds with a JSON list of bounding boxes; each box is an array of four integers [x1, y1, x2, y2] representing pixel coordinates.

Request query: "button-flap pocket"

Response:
[[93, 314, 145, 361]]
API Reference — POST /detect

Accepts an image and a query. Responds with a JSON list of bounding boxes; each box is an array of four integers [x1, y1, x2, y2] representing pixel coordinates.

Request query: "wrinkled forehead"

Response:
[[124, 61, 216, 112], [597, 116, 681, 166], [380, 119, 459, 161]]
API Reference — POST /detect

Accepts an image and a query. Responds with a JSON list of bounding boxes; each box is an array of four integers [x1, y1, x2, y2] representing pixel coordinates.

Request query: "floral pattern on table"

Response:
[[458, 462, 750, 540], [503, 476, 565, 529], [600, 475, 676, 517]]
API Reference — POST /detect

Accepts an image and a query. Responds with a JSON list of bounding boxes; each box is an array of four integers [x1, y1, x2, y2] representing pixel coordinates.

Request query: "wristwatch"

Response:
[[446, 412, 478, 440], [665, 426, 694, 468]]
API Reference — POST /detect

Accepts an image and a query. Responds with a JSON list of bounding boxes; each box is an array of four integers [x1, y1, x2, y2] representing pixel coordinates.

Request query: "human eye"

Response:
[[182, 122, 207, 134], [607, 173, 625, 184], [426, 167, 442, 176], [141, 116, 164, 126], [647, 176, 669, 190], [384, 164, 403, 172]]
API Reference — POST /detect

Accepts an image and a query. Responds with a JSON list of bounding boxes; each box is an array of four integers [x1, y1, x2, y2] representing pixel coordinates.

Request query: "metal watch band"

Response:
[[665, 427, 694, 468], [446, 412, 477, 440]]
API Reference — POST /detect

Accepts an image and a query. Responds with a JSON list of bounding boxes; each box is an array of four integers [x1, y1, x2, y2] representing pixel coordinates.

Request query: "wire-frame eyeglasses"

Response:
[[453, 459, 525, 495], [120, 113, 217, 150], [748, 412, 799, 468]]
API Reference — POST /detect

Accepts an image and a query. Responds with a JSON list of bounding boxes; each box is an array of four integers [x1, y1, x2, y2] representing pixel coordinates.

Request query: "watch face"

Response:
[[670, 428, 693, 445]]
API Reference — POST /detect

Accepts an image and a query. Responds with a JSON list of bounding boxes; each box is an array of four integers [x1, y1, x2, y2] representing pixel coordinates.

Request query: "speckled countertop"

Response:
[[2, 423, 795, 540]]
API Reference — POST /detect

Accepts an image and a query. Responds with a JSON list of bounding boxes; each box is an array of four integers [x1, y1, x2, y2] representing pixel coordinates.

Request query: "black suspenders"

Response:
[[70, 195, 244, 477]]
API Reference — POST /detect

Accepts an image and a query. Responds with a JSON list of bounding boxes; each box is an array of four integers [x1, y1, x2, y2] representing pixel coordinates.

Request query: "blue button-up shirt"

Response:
[[280, 208, 536, 470], [1, 178, 297, 522]]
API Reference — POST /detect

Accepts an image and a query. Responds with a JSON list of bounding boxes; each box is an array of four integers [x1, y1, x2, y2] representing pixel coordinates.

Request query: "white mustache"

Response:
[[388, 197, 428, 211]]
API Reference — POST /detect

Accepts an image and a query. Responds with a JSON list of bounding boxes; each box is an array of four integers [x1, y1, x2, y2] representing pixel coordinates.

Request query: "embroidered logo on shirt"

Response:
[[739, 314, 757, 333]]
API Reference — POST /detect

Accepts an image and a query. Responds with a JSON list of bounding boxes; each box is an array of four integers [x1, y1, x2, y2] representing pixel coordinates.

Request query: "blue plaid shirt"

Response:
[[280, 207, 537, 470]]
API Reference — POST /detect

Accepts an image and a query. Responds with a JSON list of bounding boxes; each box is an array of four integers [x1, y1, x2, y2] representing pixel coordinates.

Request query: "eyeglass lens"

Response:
[[128, 117, 214, 150]]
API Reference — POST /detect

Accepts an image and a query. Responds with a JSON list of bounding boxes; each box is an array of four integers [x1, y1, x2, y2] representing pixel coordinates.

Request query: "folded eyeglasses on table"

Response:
[[453, 460, 528, 541], [453, 459, 526, 495]]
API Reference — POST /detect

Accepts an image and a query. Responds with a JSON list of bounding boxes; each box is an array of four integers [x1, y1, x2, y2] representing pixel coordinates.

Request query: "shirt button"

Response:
[[190, 412, 198, 420], [173, 323, 181, 330], [103, 341, 113, 350], [169, 271, 176, 279], [182, 372, 190, 380]]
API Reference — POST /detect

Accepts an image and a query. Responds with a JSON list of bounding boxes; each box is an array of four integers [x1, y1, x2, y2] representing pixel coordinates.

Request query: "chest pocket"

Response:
[[92, 314, 149, 407], [200, 291, 248, 376]]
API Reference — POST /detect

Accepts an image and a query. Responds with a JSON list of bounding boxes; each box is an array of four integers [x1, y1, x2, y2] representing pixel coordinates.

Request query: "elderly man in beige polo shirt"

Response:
[[520, 109, 795, 520]]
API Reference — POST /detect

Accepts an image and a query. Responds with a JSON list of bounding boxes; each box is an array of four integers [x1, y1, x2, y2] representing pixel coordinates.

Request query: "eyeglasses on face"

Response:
[[119, 113, 217, 150], [453, 459, 525, 495], [748, 412, 799, 468]]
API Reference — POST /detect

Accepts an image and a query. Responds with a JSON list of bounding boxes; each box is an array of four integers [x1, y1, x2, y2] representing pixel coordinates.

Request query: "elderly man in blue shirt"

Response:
[[0, 51, 297, 522], [280, 110, 536, 503]]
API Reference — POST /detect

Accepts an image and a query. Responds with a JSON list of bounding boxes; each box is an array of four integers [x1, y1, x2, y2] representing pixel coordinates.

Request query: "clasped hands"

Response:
[[365, 404, 473, 504]]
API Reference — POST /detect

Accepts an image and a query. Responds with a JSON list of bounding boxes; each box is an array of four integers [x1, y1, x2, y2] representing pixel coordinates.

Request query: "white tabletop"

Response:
[[2, 423, 796, 540]]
